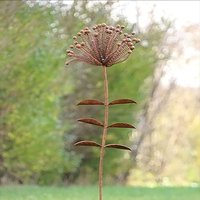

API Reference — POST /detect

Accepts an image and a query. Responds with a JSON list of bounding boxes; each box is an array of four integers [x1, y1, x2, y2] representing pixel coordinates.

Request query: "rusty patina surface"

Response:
[[66, 23, 140, 200]]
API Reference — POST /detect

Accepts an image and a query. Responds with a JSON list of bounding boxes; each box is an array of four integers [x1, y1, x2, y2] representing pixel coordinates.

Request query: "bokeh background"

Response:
[[0, 0, 200, 198]]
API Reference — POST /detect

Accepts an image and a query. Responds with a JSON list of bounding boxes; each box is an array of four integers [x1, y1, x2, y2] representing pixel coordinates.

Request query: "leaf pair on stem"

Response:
[[76, 98, 136, 152]]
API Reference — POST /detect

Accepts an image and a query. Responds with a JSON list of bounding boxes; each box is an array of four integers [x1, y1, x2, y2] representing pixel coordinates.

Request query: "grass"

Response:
[[0, 185, 200, 200]]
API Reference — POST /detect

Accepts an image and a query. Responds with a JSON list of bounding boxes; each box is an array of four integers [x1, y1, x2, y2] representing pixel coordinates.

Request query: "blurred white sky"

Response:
[[112, 1, 200, 29], [112, 1, 200, 88]]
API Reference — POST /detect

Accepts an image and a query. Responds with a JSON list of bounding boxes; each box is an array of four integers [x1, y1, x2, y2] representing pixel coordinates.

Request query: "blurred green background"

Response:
[[0, 0, 199, 199]]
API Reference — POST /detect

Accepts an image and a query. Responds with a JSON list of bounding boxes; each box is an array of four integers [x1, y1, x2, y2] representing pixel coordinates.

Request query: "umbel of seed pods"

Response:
[[66, 23, 140, 200], [66, 23, 140, 67]]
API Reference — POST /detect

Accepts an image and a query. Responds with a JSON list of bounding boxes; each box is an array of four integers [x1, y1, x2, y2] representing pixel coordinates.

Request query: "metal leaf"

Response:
[[78, 118, 104, 127], [74, 140, 101, 147], [105, 144, 131, 151], [107, 123, 135, 129], [77, 99, 104, 106], [109, 99, 136, 105]]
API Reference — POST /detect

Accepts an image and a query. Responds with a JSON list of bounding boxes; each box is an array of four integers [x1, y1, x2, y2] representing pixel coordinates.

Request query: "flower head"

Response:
[[66, 23, 140, 67]]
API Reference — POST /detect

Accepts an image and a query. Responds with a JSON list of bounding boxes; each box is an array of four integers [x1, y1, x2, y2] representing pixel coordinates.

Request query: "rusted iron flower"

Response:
[[66, 23, 140, 67], [66, 24, 140, 200]]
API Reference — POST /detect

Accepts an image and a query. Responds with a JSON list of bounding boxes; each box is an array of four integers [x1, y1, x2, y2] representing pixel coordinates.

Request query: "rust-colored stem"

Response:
[[99, 65, 109, 200]]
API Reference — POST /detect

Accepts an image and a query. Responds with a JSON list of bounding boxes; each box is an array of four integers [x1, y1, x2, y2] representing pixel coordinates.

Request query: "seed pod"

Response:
[[136, 38, 141, 43], [127, 42, 133, 46], [76, 44, 82, 49], [94, 33, 98, 37], [133, 38, 141, 43], [128, 50, 132, 54], [68, 53, 73, 57], [73, 36, 77, 40], [116, 29, 120, 33]]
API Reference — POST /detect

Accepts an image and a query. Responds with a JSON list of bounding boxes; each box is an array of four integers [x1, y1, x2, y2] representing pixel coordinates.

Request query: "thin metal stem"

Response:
[[99, 65, 109, 200]]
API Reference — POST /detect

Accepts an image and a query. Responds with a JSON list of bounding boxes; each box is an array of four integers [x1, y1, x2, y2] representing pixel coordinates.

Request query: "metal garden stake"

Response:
[[66, 23, 140, 200]]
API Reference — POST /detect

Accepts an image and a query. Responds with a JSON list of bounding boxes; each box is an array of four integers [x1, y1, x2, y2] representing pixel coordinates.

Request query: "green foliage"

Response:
[[0, 1, 79, 184]]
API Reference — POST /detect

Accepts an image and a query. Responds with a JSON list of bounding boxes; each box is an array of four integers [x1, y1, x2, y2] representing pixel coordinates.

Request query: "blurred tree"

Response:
[[0, 0, 79, 184], [129, 24, 200, 185]]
